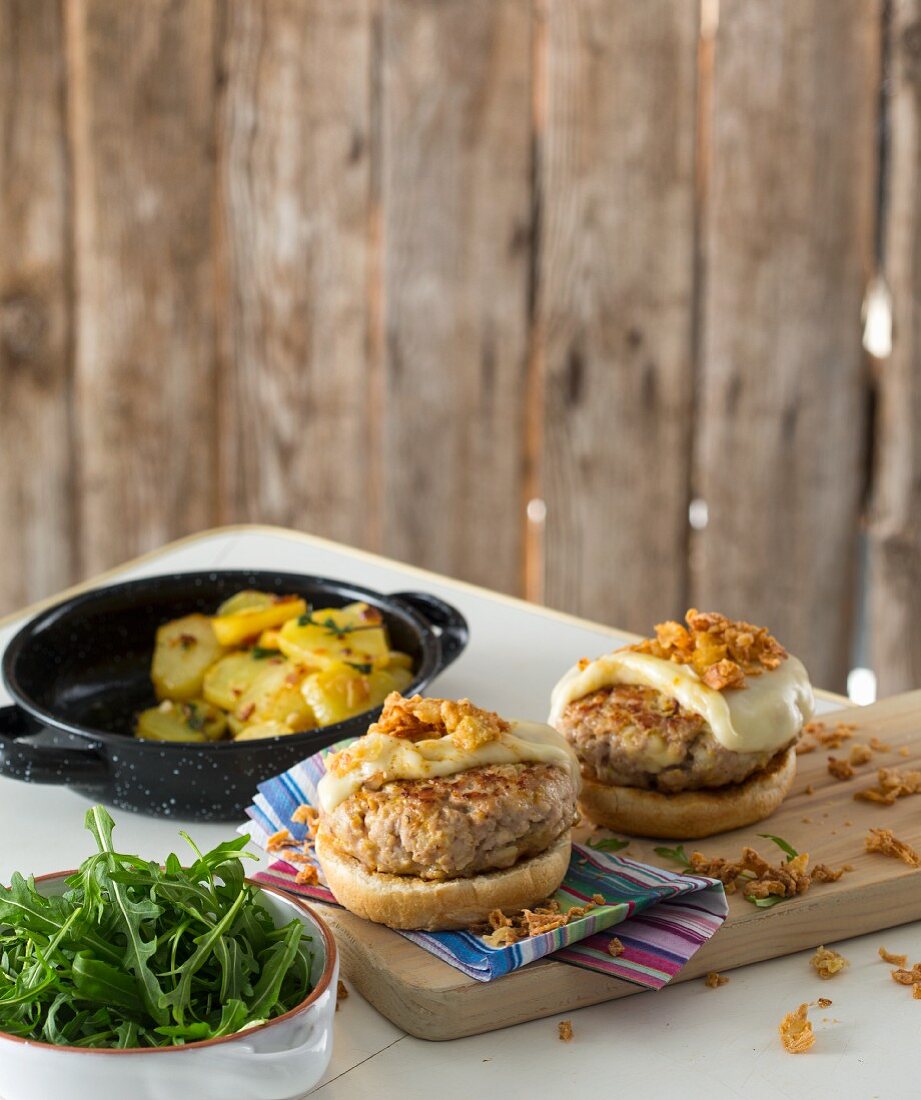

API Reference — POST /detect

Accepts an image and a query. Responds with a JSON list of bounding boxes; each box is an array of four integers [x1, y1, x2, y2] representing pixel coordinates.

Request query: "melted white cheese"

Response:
[[548, 650, 814, 755], [317, 720, 581, 814]]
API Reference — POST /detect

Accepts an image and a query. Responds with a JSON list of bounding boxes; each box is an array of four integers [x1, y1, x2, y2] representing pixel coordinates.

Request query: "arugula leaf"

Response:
[[653, 844, 692, 868], [85, 806, 167, 1026], [0, 806, 313, 1049], [586, 836, 630, 853], [757, 833, 799, 862]]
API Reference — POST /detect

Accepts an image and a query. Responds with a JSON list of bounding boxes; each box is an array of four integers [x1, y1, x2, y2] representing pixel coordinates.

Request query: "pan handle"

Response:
[[389, 591, 469, 670], [0, 705, 108, 785]]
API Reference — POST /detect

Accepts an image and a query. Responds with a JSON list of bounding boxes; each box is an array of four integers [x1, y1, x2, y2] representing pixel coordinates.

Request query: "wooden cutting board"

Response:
[[318, 692, 921, 1040]]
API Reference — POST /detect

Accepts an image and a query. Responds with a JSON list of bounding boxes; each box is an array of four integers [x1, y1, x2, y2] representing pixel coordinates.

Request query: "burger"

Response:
[[314, 693, 581, 930], [549, 610, 813, 839]]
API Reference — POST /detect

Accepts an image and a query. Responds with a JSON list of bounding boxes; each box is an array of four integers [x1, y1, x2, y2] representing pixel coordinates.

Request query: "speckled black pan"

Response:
[[0, 571, 468, 821]]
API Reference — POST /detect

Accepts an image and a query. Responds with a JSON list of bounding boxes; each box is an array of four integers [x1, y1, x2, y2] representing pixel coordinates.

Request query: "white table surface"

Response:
[[0, 526, 917, 1100]]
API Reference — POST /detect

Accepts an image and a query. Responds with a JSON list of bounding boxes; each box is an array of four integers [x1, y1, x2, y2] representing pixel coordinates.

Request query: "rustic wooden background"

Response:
[[0, 0, 916, 696]]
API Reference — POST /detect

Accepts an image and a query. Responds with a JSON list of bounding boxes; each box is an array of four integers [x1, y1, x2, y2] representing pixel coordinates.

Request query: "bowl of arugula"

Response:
[[0, 806, 338, 1100]]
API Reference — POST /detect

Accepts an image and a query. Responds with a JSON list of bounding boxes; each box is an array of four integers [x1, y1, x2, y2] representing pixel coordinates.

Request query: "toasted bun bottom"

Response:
[[315, 829, 571, 930], [578, 746, 796, 839]]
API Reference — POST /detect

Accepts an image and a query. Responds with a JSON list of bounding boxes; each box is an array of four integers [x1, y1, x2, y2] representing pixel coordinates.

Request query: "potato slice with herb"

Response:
[[235, 659, 315, 730], [233, 720, 301, 742], [301, 662, 412, 726], [136, 699, 227, 743], [216, 590, 277, 617], [278, 604, 389, 670], [151, 614, 227, 701], [212, 594, 307, 647], [202, 649, 276, 711]]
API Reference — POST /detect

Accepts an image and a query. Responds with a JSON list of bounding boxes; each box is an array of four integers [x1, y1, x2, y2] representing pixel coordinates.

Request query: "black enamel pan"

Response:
[[0, 570, 468, 821]]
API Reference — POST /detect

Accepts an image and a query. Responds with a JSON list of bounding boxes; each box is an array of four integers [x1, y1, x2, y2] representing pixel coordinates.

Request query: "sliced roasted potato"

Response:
[[233, 720, 301, 742], [278, 604, 389, 670], [211, 594, 307, 647], [216, 590, 278, 617], [151, 614, 227, 701], [255, 628, 282, 651], [235, 659, 315, 730], [136, 699, 227, 743], [301, 662, 413, 726], [202, 650, 276, 711], [387, 650, 414, 671]]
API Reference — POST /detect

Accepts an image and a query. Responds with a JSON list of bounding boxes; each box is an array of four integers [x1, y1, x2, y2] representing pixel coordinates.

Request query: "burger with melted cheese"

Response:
[[314, 693, 581, 930], [549, 610, 813, 839]]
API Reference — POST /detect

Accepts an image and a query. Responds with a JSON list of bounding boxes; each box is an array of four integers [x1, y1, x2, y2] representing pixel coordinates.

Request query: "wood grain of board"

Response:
[[215, 0, 375, 549], [869, 0, 921, 697], [380, 0, 532, 594], [693, 0, 879, 692], [0, 0, 74, 616], [537, 0, 699, 632], [318, 692, 921, 1040], [67, 0, 218, 575]]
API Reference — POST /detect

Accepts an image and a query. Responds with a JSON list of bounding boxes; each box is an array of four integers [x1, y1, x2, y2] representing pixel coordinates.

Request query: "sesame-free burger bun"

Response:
[[315, 827, 571, 931], [577, 746, 796, 840]]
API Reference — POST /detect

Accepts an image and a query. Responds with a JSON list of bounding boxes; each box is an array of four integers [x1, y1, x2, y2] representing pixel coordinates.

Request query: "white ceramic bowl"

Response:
[[0, 874, 338, 1100]]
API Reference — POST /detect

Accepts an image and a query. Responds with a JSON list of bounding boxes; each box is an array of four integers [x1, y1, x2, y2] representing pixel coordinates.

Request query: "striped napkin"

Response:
[[242, 745, 727, 986]]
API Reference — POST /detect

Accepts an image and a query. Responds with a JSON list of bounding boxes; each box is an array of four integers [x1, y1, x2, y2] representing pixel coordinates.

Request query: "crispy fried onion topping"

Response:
[[629, 609, 787, 690]]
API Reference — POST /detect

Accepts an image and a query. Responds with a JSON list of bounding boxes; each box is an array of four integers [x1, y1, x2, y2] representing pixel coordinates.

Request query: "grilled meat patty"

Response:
[[555, 684, 788, 793], [322, 762, 578, 881]]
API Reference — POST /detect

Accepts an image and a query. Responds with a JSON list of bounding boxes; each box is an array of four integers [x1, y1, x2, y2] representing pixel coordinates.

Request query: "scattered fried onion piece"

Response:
[[629, 609, 786, 689], [855, 767, 921, 806], [558, 1019, 573, 1042], [811, 945, 848, 980], [849, 743, 873, 767], [336, 979, 349, 1010], [828, 756, 854, 781], [705, 972, 728, 988], [879, 946, 908, 967], [607, 937, 625, 958], [865, 827, 921, 867], [891, 964, 921, 985], [797, 720, 856, 755], [685, 845, 849, 905], [477, 898, 598, 946], [779, 1002, 815, 1054], [266, 828, 292, 852]]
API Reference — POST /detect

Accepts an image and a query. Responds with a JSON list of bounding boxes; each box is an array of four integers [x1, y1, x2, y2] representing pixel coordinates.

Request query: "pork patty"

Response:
[[322, 762, 578, 880], [555, 684, 788, 792]]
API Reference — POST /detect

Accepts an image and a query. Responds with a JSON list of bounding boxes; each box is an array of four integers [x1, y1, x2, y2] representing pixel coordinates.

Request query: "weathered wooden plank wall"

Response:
[[0, 0, 73, 611], [215, 0, 374, 548], [538, 0, 699, 631], [0, 0, 912, 695], [68, 0, 219, 576], [380, 0, 532, 593], [870, 0, 921, 696], [692, 0, 880, 690]]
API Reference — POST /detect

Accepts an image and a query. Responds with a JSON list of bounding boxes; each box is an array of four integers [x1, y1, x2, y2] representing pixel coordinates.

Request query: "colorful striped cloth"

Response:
[[242, 743, 728, 986]]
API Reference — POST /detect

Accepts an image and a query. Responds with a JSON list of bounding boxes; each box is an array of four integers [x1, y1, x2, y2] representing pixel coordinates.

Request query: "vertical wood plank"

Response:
[[68, 0, 218, 575], [693, 0, 879, 690], [538, 0, 699, 628], [380, 0, 532, 593], [870, 0, 921, 695], [0, 0, 73, 614], [216, 0, 375, 547]]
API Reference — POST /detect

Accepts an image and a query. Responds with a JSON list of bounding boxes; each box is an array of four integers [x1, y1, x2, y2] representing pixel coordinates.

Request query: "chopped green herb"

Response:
[[250, 646, 276, 660], [296, 610, 377, 639], [749, 895, 785, 908], [182, 703, 205, 731], [0, 807, 313, 1048], [757, 834, 799, 862], [653, 844, 692, 868], [344, 661, 373, 675], [586, 836, 630, 853]]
